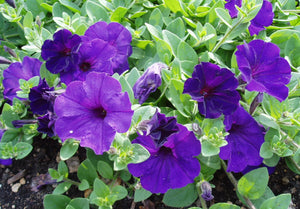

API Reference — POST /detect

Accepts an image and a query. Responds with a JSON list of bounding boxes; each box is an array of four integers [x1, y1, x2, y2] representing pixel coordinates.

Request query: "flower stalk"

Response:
[[221, 160, 257, 209]]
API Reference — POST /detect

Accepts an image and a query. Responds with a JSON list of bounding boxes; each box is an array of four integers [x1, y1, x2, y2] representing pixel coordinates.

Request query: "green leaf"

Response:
[[134, 188, 152, 202], [125, 67, 141, 88], [118, 76, 134, 104], [176, 41, 198, 76], [77, 159, 98, 185], [93, 178, 110, 198], [149, 8, 164, 28], [163, 184, 198, 207], [60, 139, 79, 161], [257, 114, 280, 130], [204, 23, 217, 51], [111, 7, 128, 22], [111, 185, 128, 200], [166, 17, 185, 38], [97, 161, 114, 179], [165, 79, 195, 117], [156, 39, 173, 64], [49, 168, 60, 179], [15, 142, 33, 159], [59, 0, 80, 13], [52, 2, 73, 17], [53, 182, 72, 194], [145, 23, 163, 41], [162, 30, 181, 56], [58, 161, 69, 178], [85, 1, 109, 22], [209, 203, 240, 209], [260, 142, 273, 159], [78, 179, 90, 191], [201, 140, 220, 157], [23, 11, 33, 28], [2, 103, 20, 128], [251, 186, 274, 208], [40, 3, 53, 12], [67, 198, 90, 209], [227, 22, 249, 40], [43, 194, 71, 209], [260, 194, 291, 209], [131, 105, 156, 127], [131, 143, 150, 163], [215, 8, 232, 28], [163, 0, 188, 16], [263, 154, 280, 167], [237, 167, 269, 200]]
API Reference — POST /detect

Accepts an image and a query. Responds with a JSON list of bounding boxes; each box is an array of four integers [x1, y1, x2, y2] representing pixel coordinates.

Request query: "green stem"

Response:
[[196, 182, 208, 209], [16, 21, 24, 30], [288, 156, 300, 173], [211, 17, 245, 53], [221, 160, 257, 209], [63, 178, 80, 186], [283, 10, 300, 13], [281, 130, 300, 150]]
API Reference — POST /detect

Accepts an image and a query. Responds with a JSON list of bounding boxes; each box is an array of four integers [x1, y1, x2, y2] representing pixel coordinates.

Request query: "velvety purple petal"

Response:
[[3, 56, 41, 101], [0, 159, 12, 166], [220, 106, 264, 173], [128, 121, 200, 193], [236, 40, 291, 101], [41, 29, 81, 74], [249, 0, 274, 36], [225, 0, 242, 18], [84, 21, 132, 74], [54, 72, 133, 154], [184, 62, 240, 119]]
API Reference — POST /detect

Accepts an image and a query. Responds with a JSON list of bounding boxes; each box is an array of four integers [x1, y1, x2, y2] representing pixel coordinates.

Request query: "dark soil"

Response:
[[0, 138, 299, 209]]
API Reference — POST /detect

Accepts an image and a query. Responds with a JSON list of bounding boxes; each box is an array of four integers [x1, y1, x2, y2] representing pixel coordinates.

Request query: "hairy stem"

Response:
[[211, 17, 245, 53], [196, 182, 208, 209], [221, 160, 257, 209]]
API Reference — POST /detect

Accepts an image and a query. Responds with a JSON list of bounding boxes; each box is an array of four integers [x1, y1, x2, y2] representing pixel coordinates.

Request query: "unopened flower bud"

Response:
[[0, 56, 12, 65], [5, 0, 16, 8], [133, 62, 168, 104], [4, 46, 17, 58], [249, 92, 263, 115], [200, 181, 214, 201], [192, 123, 202, 135]]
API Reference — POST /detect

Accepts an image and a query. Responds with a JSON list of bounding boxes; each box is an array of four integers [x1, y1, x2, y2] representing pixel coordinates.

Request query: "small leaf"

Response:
[[149, 8, 164, 28], [163, 184, 198, 207], [77, 159, 98, 186], [111, 185, 128, 200], [97, 161, 114, 179], [15, 142, 33, 159], [60, 139, 79, 161], [78, 179, 90, 191], [134, 188, 152, 202], [43, 194, 71, 209], [93, 178, 110, 198], [237, 167, 269, 200], [209, 203, 240, 209], [111, 7, 128, 22], [58, 161, 68, 178], [260, 194, 291, 209], [53, 182, 72, 194], [67, 198, 90, 209]]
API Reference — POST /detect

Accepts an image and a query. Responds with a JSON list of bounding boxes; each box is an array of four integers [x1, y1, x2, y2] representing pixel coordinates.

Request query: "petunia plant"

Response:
[[0, 0, 299, 209]]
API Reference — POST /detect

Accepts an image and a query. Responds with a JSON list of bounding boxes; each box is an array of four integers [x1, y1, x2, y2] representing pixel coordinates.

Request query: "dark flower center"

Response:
[[79, 62, 91, 72], [200, 87, 211, 97], [62, 48, 71, 56], [158, 146, 173, 156], [92, 107, 107, 119]]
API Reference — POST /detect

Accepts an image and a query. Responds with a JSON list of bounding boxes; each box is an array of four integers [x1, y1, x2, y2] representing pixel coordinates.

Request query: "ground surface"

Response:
[[0, 138, 299, 209]]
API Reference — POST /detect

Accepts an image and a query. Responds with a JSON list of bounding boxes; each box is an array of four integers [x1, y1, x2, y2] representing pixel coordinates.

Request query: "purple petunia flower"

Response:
[[183, 62, 240, 119], [0, 129, 13, 166], [220, 106, 264, 173], [60, 39, 117, 84], [235, 40, 291, 102], [54, 72, 133, 154], [128, 113, 201, 193], [29, 79, 55, 115], [249, 0, 274, 36], [3, 56, 42, 102], [84, 21, 132, 75], [41, 29, 81, 74], [225, 0, 242, 18], [133, 63, 167, 104], [37, 113, 56, 137], [138, 110, 179, 146]]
